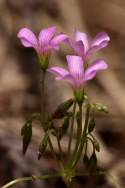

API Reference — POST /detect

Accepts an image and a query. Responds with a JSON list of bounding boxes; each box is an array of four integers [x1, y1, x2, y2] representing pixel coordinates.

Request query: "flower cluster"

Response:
[[5, 26, 110, 188], [17, 26, 110, 90]]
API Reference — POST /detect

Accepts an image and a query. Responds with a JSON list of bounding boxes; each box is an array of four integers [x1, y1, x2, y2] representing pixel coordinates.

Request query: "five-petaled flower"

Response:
[[47, 55, 108, 90], [69, 31, 110, 61], [17, 26, 68, 56]]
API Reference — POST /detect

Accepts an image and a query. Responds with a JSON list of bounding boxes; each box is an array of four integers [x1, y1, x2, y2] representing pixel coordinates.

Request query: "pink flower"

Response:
[[17, 26, 68, 55], [47, 55, 108, 90], [70, 31, 110, 60]]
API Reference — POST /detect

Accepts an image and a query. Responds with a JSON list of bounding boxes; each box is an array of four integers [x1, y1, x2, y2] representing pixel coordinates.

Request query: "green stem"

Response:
[[57, 136, 64, 165], [67, 101, 76, 160], [40, 70, 59, 166], [41, 70, 46, 127], [1, 173, 61, 188], [84, 138, 88, 155], [72, 103, 90, 168], [48, 137, 59, 164], [70, 104, 82, 166]]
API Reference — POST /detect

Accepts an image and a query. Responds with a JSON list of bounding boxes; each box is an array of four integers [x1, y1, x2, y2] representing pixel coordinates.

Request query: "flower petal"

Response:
[[91, 32, 110, 46], [51, 34, 68, 45], [85, 41, 108, 59], [75, 31, 89, 53], [47, 67, 75, 87], [56, 73, 75, 86], [85, 59, 108, 80], [47, 67, 69, 77], [38, 26, 56, 46], [66, 55, 84, 80], [70, 41, 85, 57], [17, 27, 38, 47]]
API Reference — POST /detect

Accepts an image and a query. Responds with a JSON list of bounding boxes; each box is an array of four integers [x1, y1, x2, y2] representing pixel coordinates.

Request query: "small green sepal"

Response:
[[74, 89, 84, 106], [38, 55, 49, 71]]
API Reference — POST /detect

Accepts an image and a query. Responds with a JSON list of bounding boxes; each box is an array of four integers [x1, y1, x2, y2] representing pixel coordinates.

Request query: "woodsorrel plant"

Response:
[[2, 26, 110, 188]]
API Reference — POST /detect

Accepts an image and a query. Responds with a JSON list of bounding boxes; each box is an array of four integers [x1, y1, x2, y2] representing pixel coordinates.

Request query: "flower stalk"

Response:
[[40, 70, 46, 128], [72, 103, 90, 168], [67, 101, 76, 159], [40, 68, 60, 167]]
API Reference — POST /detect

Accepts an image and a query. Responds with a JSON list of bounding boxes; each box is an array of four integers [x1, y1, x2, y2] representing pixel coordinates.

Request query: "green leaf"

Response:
[[38, 130, 52, 160], [88, 117, 95, 133], [58, 116, 70, 140], [89, 152, 97, 168], [93, 139, 100, 152], [21, 121, 32, 155], [52, 116, 70, 139], [83, 155, 90, 168], [52, 99, 74, 119]]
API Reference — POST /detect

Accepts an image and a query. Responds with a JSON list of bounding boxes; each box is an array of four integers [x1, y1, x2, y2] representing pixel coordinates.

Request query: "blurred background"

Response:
[[0, 0, 125, 187]]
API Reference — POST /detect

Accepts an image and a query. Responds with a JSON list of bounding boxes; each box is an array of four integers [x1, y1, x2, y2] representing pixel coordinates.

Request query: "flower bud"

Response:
[[94, 103, 108, 113]]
